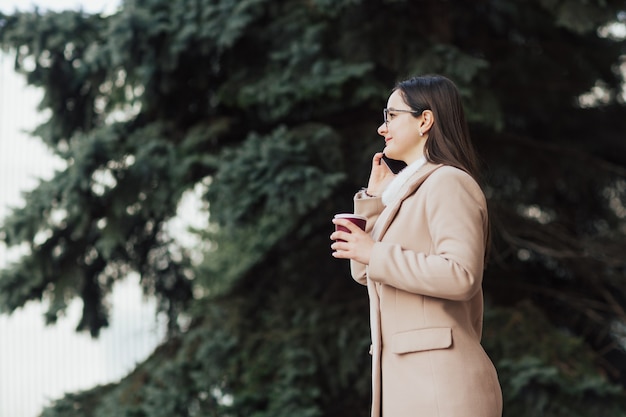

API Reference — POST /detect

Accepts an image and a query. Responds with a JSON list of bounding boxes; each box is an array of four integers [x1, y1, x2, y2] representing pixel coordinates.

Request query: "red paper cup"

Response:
[[334, 213, 367, 241]]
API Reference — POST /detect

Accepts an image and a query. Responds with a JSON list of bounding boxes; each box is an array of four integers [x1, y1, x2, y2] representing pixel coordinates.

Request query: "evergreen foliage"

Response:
[[1, 0, 626, 415]]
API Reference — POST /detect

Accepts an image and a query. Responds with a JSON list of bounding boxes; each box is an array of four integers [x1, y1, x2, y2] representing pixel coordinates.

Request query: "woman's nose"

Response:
[[377, 122, 387, 136]]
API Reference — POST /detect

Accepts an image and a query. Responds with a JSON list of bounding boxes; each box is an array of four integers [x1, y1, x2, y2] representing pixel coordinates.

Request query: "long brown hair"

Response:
[[395, 75, 491, 263], [394, 75, 481, 184]]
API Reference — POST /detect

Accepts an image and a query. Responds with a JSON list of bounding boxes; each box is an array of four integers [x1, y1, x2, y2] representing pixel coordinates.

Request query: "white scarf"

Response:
[[381, 156, 427, 206]]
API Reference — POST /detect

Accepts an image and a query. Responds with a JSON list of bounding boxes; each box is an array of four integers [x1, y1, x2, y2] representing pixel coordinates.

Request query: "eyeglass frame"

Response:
[[383, 108, 423, 126]]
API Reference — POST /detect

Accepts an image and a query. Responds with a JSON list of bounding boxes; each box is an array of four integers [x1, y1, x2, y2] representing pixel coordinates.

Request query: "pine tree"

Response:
[[1, 1, 626, 415]]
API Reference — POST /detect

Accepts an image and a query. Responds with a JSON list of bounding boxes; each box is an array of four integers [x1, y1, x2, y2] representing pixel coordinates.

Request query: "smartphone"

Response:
[[381, 154, 407, 174]]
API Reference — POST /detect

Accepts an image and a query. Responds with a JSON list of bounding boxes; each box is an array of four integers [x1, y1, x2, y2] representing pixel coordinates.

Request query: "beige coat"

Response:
[[351, 163, 502, 417]]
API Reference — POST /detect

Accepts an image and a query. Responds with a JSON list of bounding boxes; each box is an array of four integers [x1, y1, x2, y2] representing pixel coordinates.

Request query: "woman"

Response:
[[330, 75, 502, 417]]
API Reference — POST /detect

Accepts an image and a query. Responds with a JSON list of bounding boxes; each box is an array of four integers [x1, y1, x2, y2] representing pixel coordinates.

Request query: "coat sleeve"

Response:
[[349, 189, 385, 286], [367, 168, 488, 300]]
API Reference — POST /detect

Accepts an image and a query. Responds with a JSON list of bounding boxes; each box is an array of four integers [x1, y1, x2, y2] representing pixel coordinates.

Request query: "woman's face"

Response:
[[377, 90, 426, 165]]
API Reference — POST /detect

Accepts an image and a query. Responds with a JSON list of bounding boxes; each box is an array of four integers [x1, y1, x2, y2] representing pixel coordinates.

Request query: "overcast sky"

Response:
[[0, 0, 119, 14], [0, 2, 171, 417]]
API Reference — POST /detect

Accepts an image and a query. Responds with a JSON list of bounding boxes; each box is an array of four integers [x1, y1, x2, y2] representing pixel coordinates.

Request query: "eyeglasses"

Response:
[[383, 108, 422, 126]]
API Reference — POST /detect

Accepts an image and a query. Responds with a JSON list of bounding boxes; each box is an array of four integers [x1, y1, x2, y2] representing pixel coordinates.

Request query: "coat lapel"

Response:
[[373, 163, 443, 242]]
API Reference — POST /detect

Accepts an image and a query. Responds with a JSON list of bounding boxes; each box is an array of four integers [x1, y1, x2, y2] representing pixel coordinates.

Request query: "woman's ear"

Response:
[[420, 110, 434, 135]]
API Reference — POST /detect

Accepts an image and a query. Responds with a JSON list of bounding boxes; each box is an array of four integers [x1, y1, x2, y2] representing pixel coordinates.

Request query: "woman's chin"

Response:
[[383, 149, 398, 160]]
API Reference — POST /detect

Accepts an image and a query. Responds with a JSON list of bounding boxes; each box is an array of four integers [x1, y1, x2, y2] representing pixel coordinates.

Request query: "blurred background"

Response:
[[0, 3, 169, 417], [0, 1, 625, 416]]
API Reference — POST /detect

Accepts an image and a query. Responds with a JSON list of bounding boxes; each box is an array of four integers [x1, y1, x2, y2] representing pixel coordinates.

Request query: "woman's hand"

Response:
[[330, 218, 375, 264], [365, 152, 395, 197]]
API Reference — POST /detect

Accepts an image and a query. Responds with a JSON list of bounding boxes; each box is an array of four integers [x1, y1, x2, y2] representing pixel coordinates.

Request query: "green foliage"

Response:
[[484, 302, 626, 416], [40, 239, 372, 417], [1, 0, 626, 415], [0, 121, 195, 335], [200, 124, 344, 291]]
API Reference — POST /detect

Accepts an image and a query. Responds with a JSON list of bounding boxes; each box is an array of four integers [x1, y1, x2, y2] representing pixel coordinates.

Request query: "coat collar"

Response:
[[373, 162, 443, 242]]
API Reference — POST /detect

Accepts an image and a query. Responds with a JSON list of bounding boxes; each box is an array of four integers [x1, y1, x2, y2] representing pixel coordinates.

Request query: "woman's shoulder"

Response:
[[425, 164, 486, 200], [428, 164, 477, 183]]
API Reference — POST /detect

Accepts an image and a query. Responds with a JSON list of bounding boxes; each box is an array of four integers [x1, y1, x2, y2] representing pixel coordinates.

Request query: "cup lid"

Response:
[[334, 213, 367, 221]]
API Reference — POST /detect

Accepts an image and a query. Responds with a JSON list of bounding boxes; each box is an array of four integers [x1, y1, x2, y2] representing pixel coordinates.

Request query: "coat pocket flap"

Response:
[[391, 327, 452, 354]]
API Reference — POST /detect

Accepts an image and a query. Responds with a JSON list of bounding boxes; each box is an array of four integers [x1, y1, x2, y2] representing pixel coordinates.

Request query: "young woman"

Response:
[[331, 75, 502, 417]]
